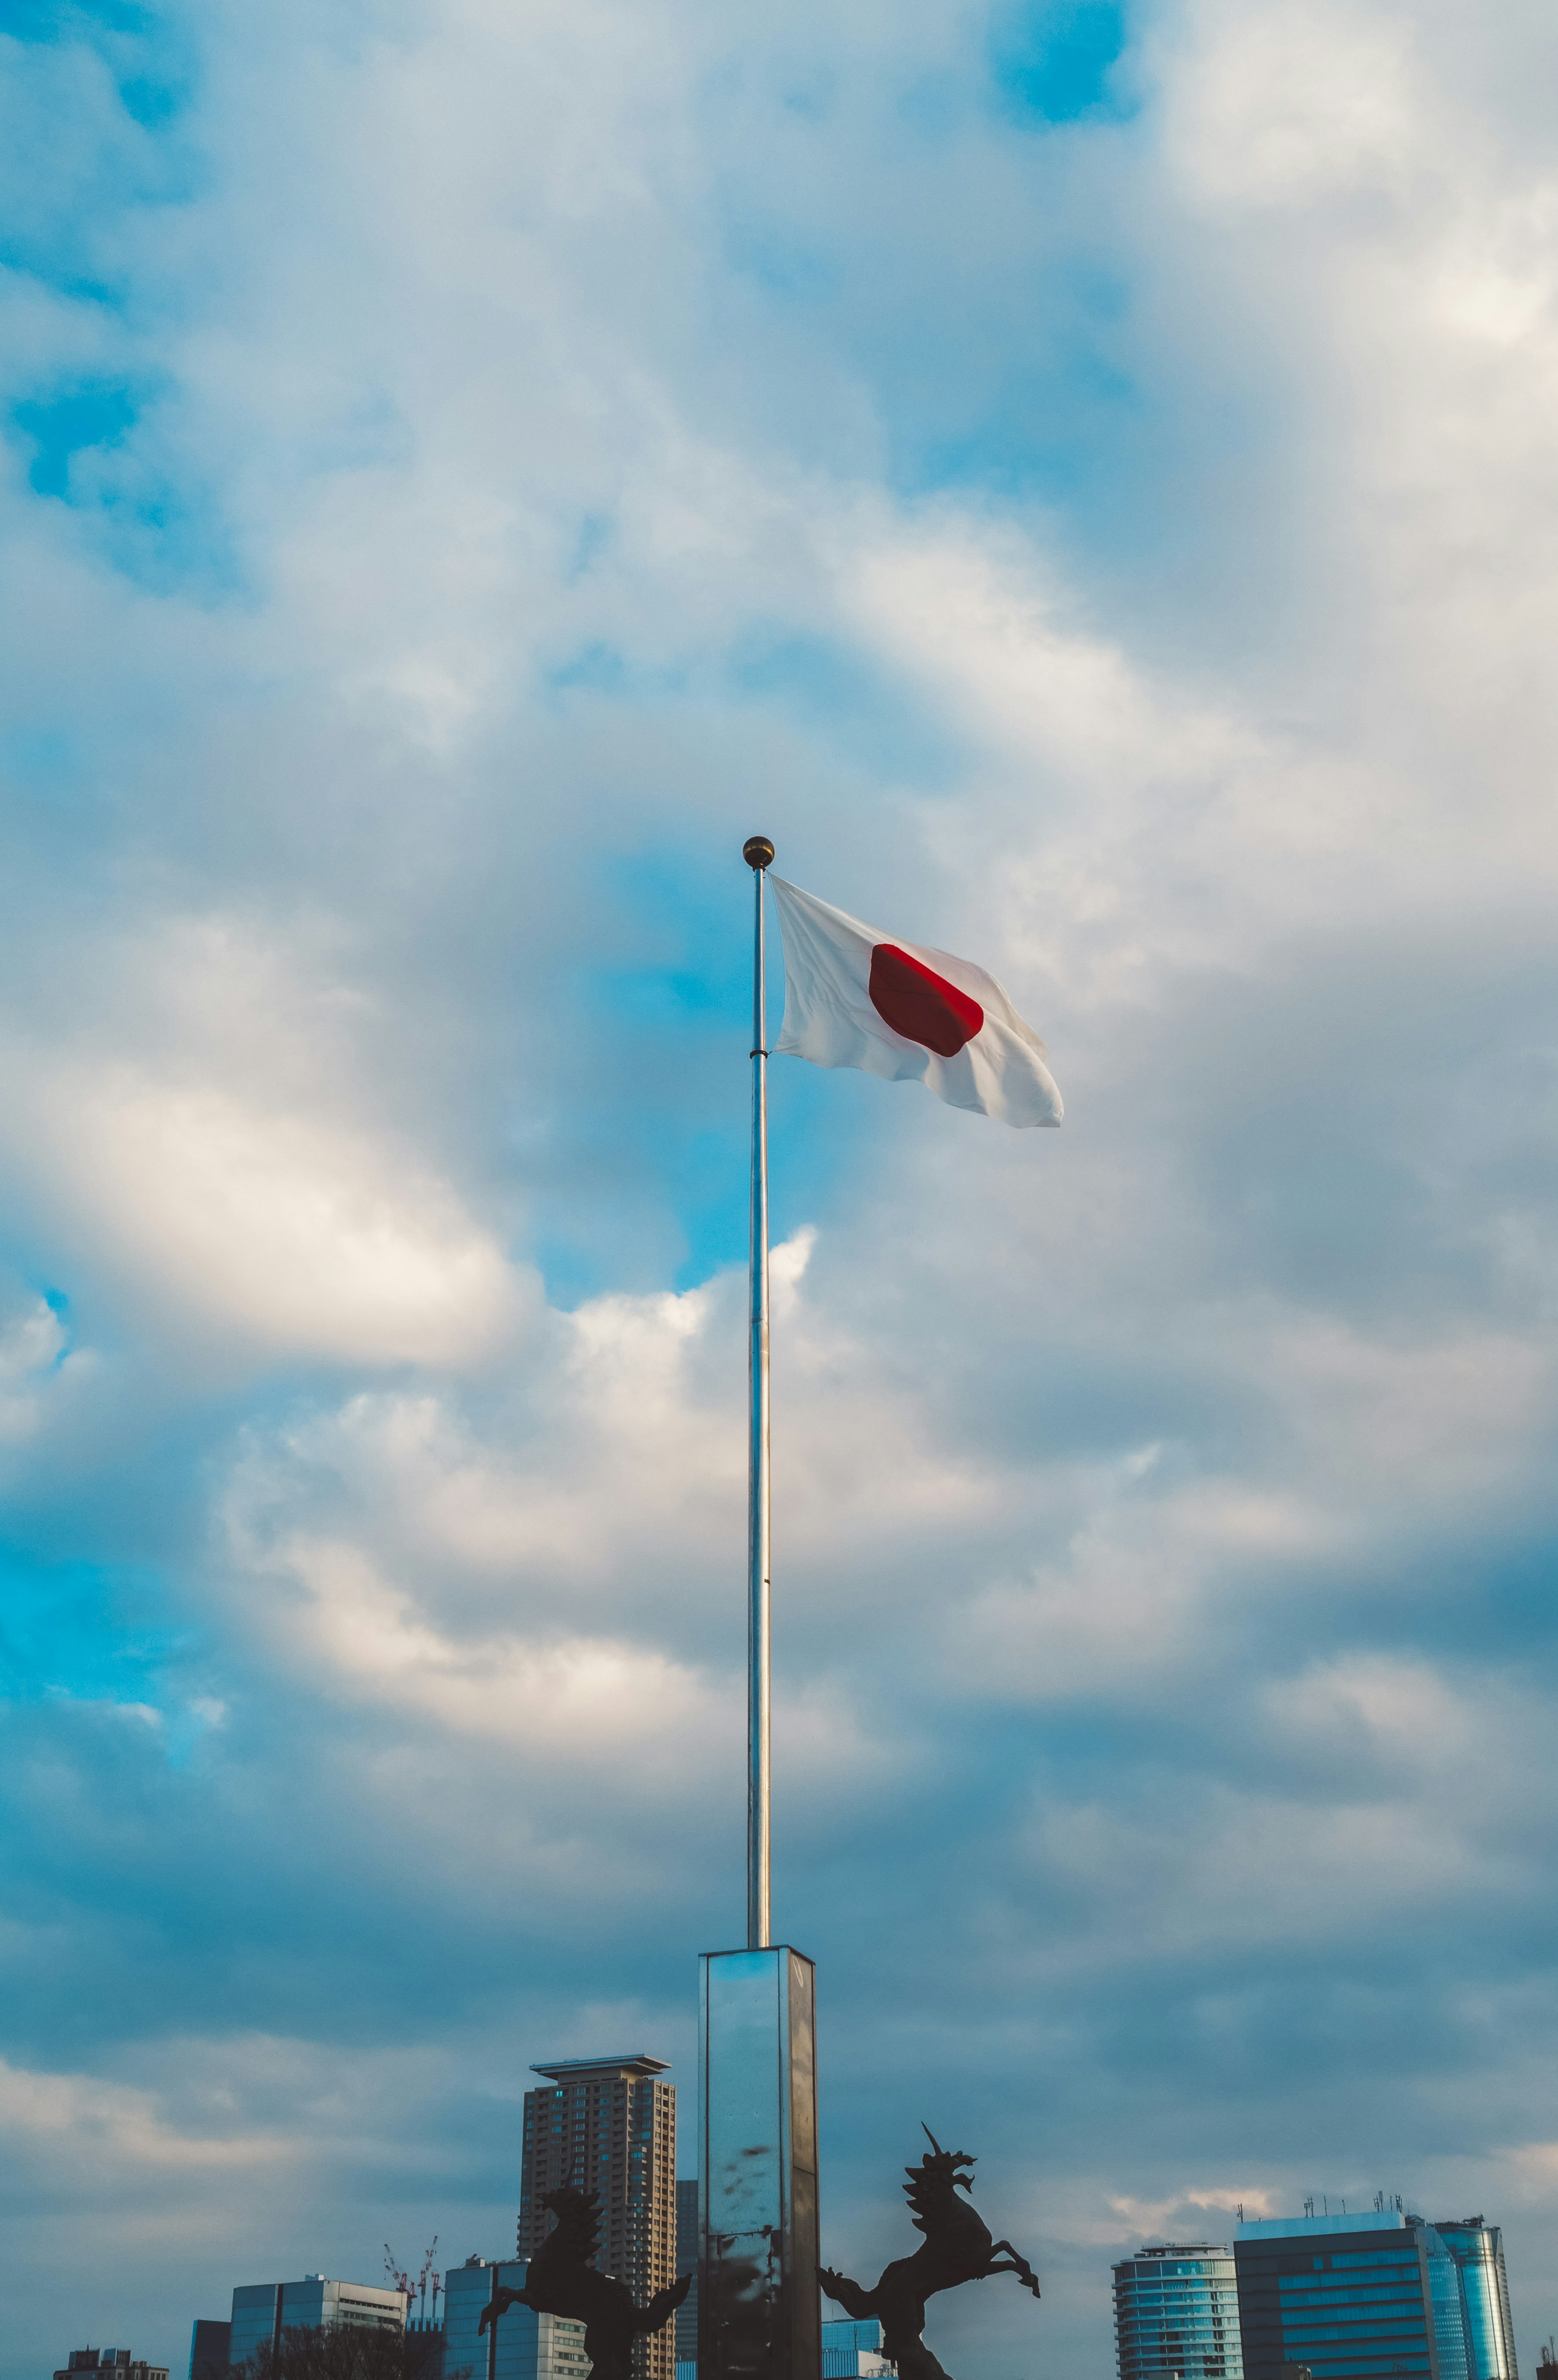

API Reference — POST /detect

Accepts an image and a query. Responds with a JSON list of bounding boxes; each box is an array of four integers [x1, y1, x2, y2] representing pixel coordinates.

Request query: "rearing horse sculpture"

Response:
[[479, 2185, 689, 2380], [820, 2127, 1040, 2380]]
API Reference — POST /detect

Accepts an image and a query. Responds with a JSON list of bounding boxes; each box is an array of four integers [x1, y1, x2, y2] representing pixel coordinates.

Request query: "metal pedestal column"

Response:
[[697, 1947, 820, 2380]]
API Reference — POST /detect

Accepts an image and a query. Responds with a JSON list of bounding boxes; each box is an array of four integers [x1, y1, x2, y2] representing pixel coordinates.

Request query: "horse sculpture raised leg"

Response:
[[820, 2127, 1040, 2380], [480, 2186, 689, 2380]]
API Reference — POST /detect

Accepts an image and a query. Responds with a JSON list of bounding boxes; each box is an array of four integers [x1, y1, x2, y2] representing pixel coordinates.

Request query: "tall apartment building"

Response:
[[228, 2279, 405, 2370], [1113, 2242, 1243, 2380], [1235, 2210, 1520, 2380], [518, 2054, 678, 2380]]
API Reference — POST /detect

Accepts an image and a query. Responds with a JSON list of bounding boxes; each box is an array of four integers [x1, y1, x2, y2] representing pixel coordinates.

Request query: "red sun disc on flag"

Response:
[[868, 944, 985, 1056]]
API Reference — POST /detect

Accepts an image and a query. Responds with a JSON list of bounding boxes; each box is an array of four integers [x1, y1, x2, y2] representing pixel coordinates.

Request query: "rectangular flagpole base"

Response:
[[698, 1947, 820, 2380]]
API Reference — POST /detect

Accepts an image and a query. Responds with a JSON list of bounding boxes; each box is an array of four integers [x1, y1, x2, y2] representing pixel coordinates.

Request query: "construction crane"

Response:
[[416, 2240, 440, 2328], [383, 2246, 413, 2314]]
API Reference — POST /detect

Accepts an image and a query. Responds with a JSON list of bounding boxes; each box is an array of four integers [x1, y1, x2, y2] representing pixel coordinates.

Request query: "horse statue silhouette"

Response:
[[820, 2127, 1040, 2380], [479, 2184, 690, 2380]]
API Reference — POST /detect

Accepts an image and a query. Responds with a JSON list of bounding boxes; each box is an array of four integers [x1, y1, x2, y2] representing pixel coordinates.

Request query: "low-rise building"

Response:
[[57, 2350, 168, 2380], [821, 2317, 894, 2377]]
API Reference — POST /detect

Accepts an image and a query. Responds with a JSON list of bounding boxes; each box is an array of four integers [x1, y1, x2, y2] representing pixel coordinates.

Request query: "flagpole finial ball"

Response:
[[743, 836, 775, 871]]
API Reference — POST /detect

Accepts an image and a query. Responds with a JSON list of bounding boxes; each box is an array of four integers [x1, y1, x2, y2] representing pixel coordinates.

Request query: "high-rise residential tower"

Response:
[[518, 2054, 678, 2380], [1113, 2242, 1244, 2380]]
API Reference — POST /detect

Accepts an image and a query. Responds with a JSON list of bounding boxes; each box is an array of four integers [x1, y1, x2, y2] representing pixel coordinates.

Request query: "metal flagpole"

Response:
[[743, 832, 775, 1950], [697, 838, 819, 2380]]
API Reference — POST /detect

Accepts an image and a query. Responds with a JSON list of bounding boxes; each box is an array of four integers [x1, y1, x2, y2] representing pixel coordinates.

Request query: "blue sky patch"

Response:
[[9, 377, 243, 597], [0, 0, 192, 123], [0, 0, 149, 35], [11, 379, 139, 499], [990, 1, 1131, 124], [0, 1546, 181, 1707]]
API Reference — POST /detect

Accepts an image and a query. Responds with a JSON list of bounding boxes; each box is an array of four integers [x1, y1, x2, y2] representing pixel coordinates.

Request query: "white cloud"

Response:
[[0, 2051, 293, 2188], [0, 914, 533, 1365]]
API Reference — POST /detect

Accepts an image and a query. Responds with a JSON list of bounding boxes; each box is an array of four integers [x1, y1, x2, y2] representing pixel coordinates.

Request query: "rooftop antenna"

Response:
[[1304, 2197, 1315, 2218]]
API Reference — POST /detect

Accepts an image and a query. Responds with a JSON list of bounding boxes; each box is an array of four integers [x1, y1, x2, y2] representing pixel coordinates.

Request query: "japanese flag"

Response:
[[770, 876, 1063, 1129]]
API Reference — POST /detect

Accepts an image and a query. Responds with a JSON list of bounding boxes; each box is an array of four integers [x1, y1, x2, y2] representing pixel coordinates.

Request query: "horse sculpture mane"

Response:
[[538, 2186, 603, 2265], [904, 2132, 979, 2233], [820, 2126, 1040, 2380]]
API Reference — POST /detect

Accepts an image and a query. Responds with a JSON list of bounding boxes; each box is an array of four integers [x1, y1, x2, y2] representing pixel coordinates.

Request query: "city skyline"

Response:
[[35, 2187, 1540, 2380]]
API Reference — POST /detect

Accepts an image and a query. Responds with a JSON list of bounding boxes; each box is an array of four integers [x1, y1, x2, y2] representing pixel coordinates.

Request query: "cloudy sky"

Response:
[[3, 0, 1558, 2375]]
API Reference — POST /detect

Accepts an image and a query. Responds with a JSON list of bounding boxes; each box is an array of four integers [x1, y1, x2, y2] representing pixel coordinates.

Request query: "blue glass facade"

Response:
[[1113, 2244, 1243, 2380], [1425, 2227, 1474, 2380], [228, 2280, 405, 2373], [1236, 2215, 1435, 2380], [1434, 2226, 1518, 2380], [819, 2320, 893, 2377]]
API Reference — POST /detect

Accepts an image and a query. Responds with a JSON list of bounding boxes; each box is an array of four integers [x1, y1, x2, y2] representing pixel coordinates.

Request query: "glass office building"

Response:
[[1113, 2243, 1243, 2380], [1434, 2225, 1518, 2380], [1234, 2210, 1520, 2380], [228, 2280, 405, 2371], [188, 2324, 230, 2380], [1236, 2212, 1439, 2380]]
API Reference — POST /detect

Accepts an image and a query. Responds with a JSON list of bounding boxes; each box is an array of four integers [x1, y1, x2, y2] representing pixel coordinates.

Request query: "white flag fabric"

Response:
[[770, 876, 1063, 1128]]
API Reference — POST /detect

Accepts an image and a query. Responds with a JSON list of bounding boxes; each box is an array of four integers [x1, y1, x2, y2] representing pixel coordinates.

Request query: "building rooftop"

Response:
[[530, 2055, 670, 2082], [1236, 2212, 1407, 2240], [1130, 2244, 1232, 2258]]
